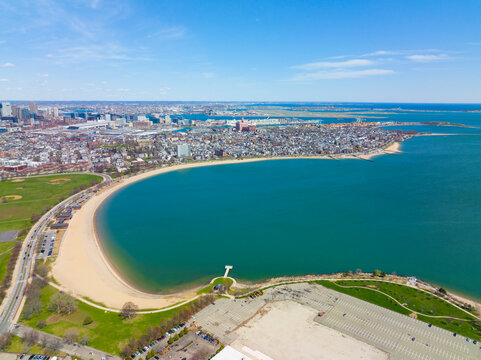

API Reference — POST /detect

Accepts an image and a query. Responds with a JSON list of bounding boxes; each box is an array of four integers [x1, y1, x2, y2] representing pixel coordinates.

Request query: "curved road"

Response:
[[0, 173, 110, 335]]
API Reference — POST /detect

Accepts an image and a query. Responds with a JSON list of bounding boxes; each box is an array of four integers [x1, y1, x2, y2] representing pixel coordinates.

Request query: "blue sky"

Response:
[[0, 0, 480, 102]]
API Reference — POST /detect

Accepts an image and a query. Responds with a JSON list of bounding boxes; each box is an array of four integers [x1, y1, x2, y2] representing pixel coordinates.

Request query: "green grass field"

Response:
[[197, 277, 234, 295], [0, 240, 15, 282], [0, 174, 102, 233], [21, 285, 209, 355], [315, 280, 481, 340]]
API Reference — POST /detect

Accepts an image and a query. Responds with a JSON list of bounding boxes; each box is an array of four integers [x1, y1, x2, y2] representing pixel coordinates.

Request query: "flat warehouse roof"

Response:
[[211, 346, 253, 360]]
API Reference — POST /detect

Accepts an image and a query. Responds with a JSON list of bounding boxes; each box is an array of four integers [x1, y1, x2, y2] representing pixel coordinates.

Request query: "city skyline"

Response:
[[1, 0, 481, 102]]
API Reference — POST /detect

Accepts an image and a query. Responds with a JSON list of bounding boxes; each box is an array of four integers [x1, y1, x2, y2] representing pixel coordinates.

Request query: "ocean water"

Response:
[[96, 108, 481, 298]]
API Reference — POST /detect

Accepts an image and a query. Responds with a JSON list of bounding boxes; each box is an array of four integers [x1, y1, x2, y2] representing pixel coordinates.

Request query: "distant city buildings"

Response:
[[0, 101, 413, 178], [0, 102, 12, 117]]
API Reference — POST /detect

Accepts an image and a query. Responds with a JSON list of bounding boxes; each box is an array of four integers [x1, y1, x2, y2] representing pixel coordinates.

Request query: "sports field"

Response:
[[0, 174, 102, 232]]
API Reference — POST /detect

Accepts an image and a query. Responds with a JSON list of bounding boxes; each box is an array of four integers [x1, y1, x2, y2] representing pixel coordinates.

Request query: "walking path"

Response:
[[330, 282, 480, 322]]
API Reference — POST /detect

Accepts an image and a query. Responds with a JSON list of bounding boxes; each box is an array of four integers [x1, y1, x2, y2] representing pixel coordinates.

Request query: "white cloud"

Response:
[[292, 69, 394, 81], [117, 88, 129, 92], [159, 87, 171, 95], [47, 44, 149, 63], [38, 73, 49, 77], [147, 26, 186, 40], [1, 62, 14, 67], [0, 78, 8, 82], [293, 59, 373, 70], [361, 50, 397, 57], [406, 54, 449, 62], [203, 72, 216, 79]]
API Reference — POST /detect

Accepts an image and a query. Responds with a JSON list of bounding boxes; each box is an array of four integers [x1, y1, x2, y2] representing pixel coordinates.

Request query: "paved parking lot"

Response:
[[195, 283, 481, 360], [154, 332, 217, 360], [38, 231, 55, 258]]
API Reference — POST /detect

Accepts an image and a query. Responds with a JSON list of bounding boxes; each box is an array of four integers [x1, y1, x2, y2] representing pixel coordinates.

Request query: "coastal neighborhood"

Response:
[[0, 101, 480, 360], [0, 101, 414, 179], [1, 0, 481, 358]]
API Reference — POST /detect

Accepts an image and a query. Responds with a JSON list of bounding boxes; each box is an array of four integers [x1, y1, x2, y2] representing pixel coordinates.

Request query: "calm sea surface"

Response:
[[96, 107, 481, 298]]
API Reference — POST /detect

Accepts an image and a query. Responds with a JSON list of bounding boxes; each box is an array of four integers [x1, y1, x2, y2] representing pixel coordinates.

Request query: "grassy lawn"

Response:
[[0, 240, 15, 282], [334, 280, 476, 319], [197, 277, 234, 295], [0, 174, 102, 232], [315, 280, 481, 340], [20, 285, 210, 355], [316, 280, 411, 315]]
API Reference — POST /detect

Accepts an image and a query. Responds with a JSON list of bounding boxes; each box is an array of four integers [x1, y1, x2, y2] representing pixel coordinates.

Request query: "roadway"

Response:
[[0, 172, 110, 335]]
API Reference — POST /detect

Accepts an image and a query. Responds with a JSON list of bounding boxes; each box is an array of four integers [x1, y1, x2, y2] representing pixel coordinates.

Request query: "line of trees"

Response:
[[21, 277, 47, 320], [0, 240, 23, 302], [119, 294, 215, 359]]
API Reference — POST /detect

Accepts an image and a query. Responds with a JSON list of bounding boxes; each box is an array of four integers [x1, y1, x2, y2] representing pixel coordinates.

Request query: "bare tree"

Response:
[[78, 335, 90, 345], [0, 333, 12, 351], [24, 329, 39, 347], [64, 328, 79, 344], [39, 334, 49, 348], [120, 302, 138, 320], [48, 292, 77, 315]]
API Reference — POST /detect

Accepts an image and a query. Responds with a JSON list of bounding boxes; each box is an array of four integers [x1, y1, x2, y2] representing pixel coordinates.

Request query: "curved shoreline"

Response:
[[53, 147, 403, 309]]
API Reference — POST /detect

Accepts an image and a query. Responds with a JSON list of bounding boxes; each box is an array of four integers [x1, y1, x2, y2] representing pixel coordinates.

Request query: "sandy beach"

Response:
[[52, 147, 401, 309]]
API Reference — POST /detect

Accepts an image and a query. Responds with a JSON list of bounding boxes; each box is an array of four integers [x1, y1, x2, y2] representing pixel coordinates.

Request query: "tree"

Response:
[[37, 319, 46, 329], [0, 333, 12, 351], [83, 315, 93, 325], [48, 292, 77, 315], [79, 335, 90, 345], [373, 269, 384, 277], [64, 328, 79, 344], [35, 264, 49, 278], [30, 214, 41, 223], [438, 287, 447, 295], [24, 329, 39, 347], [120, 302, 138, 320]]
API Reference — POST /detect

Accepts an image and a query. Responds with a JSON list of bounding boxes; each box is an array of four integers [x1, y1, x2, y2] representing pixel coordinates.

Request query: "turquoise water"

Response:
[[96, 110, 481, 299]]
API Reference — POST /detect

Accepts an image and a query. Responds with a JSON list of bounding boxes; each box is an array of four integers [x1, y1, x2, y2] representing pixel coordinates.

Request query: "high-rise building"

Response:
[[177, 144, 191, 158], [21, 108, 30, 120], [0, 102, 12, 117], [53, 107, 59, 117], [28, 101, 38, 115]]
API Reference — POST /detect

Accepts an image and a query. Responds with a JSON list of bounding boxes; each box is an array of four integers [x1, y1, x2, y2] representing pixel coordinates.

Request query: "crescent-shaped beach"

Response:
[[52, 146, 401, 309]]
